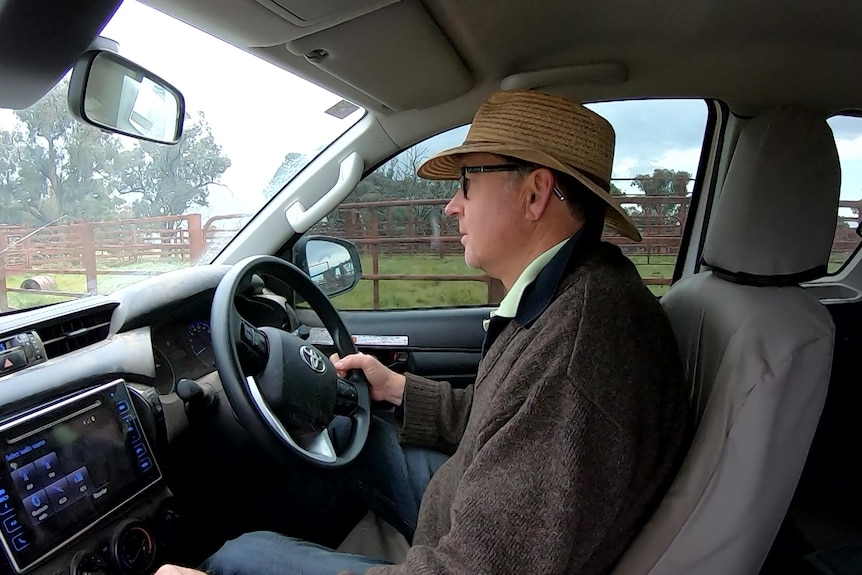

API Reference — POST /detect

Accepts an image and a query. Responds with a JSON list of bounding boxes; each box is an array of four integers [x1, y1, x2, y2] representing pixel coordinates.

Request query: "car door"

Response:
[[291, 99, 715, 389]]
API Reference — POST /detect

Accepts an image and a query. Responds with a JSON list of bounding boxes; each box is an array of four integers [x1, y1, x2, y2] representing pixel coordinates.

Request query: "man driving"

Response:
[[157, 89, 690, 575]]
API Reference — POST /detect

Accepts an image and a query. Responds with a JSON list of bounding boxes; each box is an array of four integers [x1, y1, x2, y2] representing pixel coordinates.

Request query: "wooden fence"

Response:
[[0, 214, 247, 311], [1, 196, 860, 311], [316, 195, 862, 307]]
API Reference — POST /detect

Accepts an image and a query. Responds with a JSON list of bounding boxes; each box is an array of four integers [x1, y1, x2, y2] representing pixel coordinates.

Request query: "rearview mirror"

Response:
[[294, 236, 362, 298], [68, 50, 185, 144]]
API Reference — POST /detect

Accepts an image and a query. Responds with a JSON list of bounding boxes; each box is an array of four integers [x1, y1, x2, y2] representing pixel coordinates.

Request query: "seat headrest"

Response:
[[702, 106, 840, 285]]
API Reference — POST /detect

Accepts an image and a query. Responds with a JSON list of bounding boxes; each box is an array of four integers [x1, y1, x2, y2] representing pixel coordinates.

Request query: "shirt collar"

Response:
[[488, 231, 582, 329]]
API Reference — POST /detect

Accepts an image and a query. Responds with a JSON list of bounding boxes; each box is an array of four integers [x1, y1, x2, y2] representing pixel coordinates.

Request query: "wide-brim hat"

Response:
[[417, 89, 641, 242]]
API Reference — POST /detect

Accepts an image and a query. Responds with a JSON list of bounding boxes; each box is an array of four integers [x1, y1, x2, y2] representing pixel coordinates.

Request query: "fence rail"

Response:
[[1, 196, 861, 311], [0, 214, 247, 311]]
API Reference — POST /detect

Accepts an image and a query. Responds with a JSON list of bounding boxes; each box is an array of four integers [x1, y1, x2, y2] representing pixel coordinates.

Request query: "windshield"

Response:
[[0, 1, 364, 313]]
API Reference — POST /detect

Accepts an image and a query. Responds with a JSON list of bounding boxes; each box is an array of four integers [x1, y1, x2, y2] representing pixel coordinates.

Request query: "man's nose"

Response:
[[444, 191, 463, 217]]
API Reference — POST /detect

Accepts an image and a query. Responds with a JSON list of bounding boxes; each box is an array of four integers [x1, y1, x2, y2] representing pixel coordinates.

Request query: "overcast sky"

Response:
[[3, 0, 862, 220]]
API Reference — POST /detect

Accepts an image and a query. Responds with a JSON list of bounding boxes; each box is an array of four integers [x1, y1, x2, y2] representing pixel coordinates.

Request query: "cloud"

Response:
[[588, 99, 709, 162]]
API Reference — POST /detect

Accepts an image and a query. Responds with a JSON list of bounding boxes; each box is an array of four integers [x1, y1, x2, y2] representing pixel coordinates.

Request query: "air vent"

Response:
[[37, 306, 116, 359]]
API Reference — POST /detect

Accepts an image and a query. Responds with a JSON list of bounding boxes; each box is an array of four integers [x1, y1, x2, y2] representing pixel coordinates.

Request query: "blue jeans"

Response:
[[201, 415, 448, 575]]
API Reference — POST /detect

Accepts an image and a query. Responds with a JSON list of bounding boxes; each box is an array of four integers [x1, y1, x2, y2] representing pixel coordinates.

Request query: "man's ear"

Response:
[[524, 168, 555, 221]]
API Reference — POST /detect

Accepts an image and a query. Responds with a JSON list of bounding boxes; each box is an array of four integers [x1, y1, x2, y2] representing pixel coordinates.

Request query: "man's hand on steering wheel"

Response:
[[331, 352, 406, 405]]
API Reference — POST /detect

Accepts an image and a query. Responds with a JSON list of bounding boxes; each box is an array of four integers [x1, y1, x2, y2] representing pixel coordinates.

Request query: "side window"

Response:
[[313, 100, 709, 309], [588, 100, 708, 296], [827, 115, 862, 272]]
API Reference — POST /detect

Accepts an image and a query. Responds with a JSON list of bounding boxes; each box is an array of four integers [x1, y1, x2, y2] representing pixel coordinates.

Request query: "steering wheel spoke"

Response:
[[237, 316, 268, 375]]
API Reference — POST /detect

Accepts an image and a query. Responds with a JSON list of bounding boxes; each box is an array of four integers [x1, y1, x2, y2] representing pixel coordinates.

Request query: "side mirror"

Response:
[[294, 236, 362, 298], [68, 49, 185, 144]]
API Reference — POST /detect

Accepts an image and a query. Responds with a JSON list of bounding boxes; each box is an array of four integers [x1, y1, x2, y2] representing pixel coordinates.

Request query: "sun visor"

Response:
[[257, 0, 400, 28], [284, 0, 473, 111], [0, 0, 122, 109]]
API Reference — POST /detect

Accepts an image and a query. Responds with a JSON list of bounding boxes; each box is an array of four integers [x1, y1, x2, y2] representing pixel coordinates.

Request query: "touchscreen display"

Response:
[[0, 380, 160, 573]]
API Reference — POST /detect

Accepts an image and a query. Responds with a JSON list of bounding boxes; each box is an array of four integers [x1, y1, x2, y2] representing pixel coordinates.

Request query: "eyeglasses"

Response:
[[459, 164, 520, 198], [459, 164, 567, 201]]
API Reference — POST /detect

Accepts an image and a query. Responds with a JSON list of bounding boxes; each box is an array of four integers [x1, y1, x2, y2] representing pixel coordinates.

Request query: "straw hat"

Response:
[[417, 89, 641, 242]]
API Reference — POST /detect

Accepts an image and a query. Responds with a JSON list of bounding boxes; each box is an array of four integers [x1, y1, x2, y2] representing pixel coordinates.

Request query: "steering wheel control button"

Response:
[[335, 380, 359, 416]]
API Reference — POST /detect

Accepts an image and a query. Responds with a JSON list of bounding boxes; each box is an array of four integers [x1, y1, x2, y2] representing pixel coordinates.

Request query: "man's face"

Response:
[[443, 153, 528, 277]]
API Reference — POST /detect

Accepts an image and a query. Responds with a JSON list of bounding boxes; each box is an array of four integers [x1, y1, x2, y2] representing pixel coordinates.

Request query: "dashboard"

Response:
[[151, 320, 216, 394], [150, 291, 292, 395], [0, 264, 297, 574]]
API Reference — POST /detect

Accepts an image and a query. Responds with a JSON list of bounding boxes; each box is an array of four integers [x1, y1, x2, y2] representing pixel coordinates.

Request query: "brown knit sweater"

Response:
[[359, 243, 689, 574]]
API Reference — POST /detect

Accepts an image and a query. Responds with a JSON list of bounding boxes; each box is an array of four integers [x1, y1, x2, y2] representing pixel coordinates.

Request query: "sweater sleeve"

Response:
[[397, 373, 473, 454], [360, 368, 637, 575]]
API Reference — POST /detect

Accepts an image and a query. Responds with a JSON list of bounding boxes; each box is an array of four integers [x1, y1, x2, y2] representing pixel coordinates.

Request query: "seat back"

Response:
[[613, 107, 840, 575]]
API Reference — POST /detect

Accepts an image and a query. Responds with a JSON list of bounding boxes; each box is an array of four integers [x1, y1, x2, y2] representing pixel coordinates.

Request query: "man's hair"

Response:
[[503, 156, 607, 241]]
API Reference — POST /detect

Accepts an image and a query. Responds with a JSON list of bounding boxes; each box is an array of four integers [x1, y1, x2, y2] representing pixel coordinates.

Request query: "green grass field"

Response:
[[2, 251, 855, 312], [4, 260, 186, 310], [332, 253, 677, 309]]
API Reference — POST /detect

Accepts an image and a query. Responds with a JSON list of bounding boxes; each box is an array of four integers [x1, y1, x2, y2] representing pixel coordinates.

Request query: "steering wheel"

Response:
[[210, 255, 370, 468]]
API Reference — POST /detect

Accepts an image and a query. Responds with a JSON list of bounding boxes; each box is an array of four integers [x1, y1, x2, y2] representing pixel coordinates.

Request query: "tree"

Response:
[[263, 152, 307, 200], [116, 111, 231, 224], [0, 81, 125, 225], [631, 168, 691, 220], [0, 82, 233, 229]]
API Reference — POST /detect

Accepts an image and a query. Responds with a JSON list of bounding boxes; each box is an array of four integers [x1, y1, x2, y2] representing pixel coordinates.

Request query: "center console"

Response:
[[0, 380, 174, 574]]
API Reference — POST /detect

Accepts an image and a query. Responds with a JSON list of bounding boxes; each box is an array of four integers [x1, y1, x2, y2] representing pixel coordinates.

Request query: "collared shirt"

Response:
[[483, 236, 571, 331], [482, 231, 582, 354]]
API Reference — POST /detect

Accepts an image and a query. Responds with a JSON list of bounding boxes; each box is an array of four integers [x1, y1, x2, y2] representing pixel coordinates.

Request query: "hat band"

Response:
[[458, 140, 612, 192]]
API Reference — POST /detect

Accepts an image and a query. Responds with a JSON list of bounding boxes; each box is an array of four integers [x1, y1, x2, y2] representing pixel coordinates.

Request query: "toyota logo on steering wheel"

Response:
[[299, 345, 327, 373]]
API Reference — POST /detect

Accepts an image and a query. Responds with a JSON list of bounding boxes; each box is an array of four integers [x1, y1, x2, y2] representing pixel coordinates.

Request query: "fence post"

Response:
[[408, 209, 415, 256], [0, 232, 8, 311], [487, 277, 505, 304], [369, 207, 380, 309], [188, 214, 204, 262], [80, 224, 98, 295]]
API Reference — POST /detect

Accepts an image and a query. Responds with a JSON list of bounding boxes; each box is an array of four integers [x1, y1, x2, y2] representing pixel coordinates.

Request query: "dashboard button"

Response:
[[116, 400, 129, 414], [11, 533, 30, 551], [33, 452, 59, 484], [138, 457, 153, 472], [0, 489, 13, 516], [3, 515, 22, 534], [125, 421, 141, 443], [0, 348, 26, 375], [22, 489, 51, 522], [66, 467, 91, 500], [11, 463, 37, 494], [46, 477, 72, 510]]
